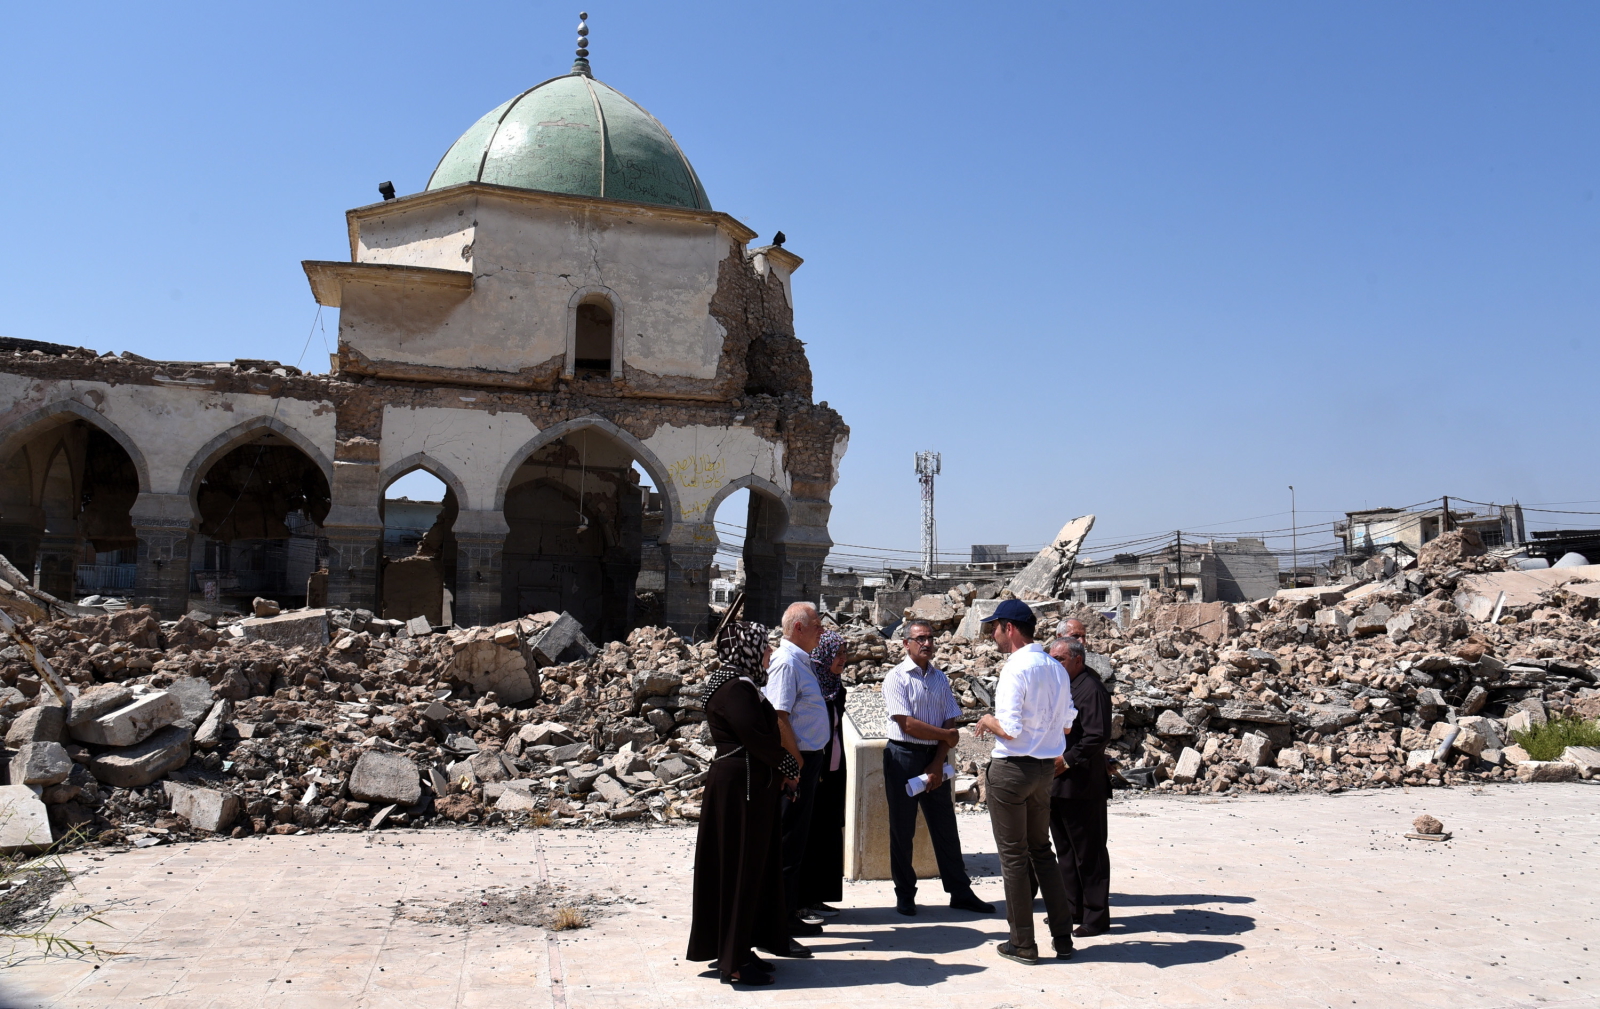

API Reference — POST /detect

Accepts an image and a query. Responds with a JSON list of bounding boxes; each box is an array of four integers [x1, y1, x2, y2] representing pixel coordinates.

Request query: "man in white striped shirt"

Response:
[[974, 600, 1078, 965], [881, 619, 994, 917]]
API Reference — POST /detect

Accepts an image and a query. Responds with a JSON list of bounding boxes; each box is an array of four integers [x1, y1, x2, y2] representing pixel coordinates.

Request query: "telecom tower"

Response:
[[915, 451, 941, 577]]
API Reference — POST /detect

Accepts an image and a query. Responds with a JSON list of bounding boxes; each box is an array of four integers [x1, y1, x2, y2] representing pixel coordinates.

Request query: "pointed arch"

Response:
[[494, 416, 679, 543], [378, 453, 470, 512], [0, 399, 151, 493], [178, 415, 334, 516], [703, 474, 792, 546]]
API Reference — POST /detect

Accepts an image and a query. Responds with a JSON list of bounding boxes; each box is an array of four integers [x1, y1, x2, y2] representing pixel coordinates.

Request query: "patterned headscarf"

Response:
[[706, 620, 771, 701], [810, 629, 846, 702]]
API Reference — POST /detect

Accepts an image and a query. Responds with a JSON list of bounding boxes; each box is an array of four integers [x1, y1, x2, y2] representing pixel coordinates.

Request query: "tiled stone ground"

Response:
[[5, 781, 1596, 1008]]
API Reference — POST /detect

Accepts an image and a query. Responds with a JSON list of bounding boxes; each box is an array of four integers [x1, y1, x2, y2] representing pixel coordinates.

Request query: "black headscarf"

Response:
[[706, 619, 771, 700]]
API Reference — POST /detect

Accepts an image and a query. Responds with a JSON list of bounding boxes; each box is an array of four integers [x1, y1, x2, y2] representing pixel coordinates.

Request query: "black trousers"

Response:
[[1049, 795, 1111, 932], [780, 749, 825, 920], [882, 740, 972, 902]]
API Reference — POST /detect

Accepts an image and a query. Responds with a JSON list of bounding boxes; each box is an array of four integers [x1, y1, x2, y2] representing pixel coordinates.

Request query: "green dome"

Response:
[[426, 71, 711, 210]]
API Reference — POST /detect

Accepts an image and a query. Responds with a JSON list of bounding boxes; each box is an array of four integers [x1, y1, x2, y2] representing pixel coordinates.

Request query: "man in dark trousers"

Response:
[[1047, 635, 1113, 937]]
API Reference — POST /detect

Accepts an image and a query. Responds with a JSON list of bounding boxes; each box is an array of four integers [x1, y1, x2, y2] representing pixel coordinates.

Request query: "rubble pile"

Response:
[[830, 530, 1600, 795], [0, 601, 734, 847]]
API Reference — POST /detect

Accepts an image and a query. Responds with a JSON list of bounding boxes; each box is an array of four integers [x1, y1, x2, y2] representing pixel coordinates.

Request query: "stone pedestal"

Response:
[[453, 511, 508, 628], [842, 691, 938, 882], [661, 542, 714, 639]]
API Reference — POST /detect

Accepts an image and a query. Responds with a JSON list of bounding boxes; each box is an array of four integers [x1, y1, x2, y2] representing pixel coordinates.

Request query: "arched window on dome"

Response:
[[566, 288, 621, 381]]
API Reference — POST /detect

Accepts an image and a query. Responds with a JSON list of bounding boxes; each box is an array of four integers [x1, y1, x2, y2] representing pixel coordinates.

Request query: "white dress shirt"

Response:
[[764, 639, 831, 752], [882, 657, 963, 743], [990, 643, 1077, 760]]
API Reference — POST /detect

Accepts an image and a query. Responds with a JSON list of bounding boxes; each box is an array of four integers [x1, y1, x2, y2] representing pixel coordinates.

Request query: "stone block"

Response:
[[591, 773, 630, 806], [1456, 715, 1502, 750], [238, 608, 329, 649], [252, 597, 281, 617], [468, 750, 509, 783], [445, 759, 477, 786], [1459, 685, 1488, 716], [520, 722, 576, 747], [194, 699, 232, 749], [0, 785, 52, 853], [1155, 709, 1194, 738], [165, 677, 216, 724], [1276, 748, 1306, 772], [1505, 710, 1534, 733], [549, 741, 597, 764], [87, 723, 192, 788], [64, 684, 134, 729], [70, 691, 182, 747], [10, 741, 71, 785], [405, 615, 433, 638], [444, 640, 536, 705], [611, 749, 649, 778], [1351, 614, 1389, 637], [646, 709, 675, 734], [5, 703, 65, 747], [1451, 726, 1486, 759], [1503, 744, 1530, 764], [631, 670, 681, 699], [529, 612, 597, 667], [496, 789, 541, 813], [1516, 760, 1578, 783], [348, 751, 421, 807], [1560, 745, 1600, 778], [1405, 749, 1435, 770], [1239, 733, 1274, 768], [1172, 747, 1203, 784], [165, 781, 239, 833]]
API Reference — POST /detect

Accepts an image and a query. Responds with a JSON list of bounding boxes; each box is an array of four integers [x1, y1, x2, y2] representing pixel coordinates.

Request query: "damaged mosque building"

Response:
[[0, 43, 849, 641]]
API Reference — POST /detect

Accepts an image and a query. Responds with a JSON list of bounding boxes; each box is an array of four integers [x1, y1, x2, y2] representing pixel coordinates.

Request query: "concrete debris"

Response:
[[0, 785, 53, 853], [1412, 814, 1443, 835], [1007, 515, 1096, 599]]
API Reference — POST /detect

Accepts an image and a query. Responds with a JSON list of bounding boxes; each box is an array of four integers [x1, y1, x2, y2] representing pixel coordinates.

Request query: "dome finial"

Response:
[[572, 12, 592, 76]]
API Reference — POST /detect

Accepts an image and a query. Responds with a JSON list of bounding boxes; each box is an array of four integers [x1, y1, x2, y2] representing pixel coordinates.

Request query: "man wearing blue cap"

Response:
[[973, 599, 1078, 965]]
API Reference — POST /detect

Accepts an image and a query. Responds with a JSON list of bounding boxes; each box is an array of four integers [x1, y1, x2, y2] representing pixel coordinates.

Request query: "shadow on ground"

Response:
[[1070, 939, 1246, 968], [706, 956, 987, 989], [1110, 892, 1255, 906], [1106, 909, 1256, 936]]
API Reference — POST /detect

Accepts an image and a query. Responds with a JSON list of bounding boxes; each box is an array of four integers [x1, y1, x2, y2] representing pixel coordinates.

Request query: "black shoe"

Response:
[[996, 941, 1040, 965], [949, 893, 995, 914], [721, 967, 774, 986], [797, 908, 826, 925], [1052, 938, 1075, 959], [809, 902, 841, 917], [745, 955, 775, 972], [1073, 924, 1107, 938], [788, 916, 823, 936], [895, 898, 917, 916], [760, 939, 813, 959]]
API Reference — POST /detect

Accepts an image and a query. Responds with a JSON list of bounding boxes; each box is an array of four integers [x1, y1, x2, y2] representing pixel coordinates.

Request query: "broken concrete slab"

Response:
[[10, 741, 71, 786], [87, 723, 192, 788], [5, 703, 64, 747], [0, 785, 52, 853], [194, 699, 232, 749], [69, 690, 182, 747], [1172, 747, 1202, 784], [1516, 760, 1579, 783], [590, 773, 630, 806], [495, 789, 541, 813], [165, 781, 239, 833], [1560, 746, 1600, 778], [165, 677, 216, 723], [348, 751, 421, 807], [238, 608, 329, 649], [442, 637, 536, 705], [1007, 514, 1096, 599], [1452, 565, 1600, 621], [63, 684, 134, 730]]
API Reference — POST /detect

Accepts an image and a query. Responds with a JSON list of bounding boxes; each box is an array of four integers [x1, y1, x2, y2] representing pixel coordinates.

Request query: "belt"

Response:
[[998, 754, 1051, 763], [889, 739, 937, 748]]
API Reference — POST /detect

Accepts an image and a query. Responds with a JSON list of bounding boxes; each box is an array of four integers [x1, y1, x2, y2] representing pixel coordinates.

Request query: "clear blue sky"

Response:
[[3, 2, 1597, 565]]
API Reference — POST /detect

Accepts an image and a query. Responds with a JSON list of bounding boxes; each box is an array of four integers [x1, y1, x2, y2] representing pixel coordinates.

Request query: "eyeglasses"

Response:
[[906, 635, 935, 645]]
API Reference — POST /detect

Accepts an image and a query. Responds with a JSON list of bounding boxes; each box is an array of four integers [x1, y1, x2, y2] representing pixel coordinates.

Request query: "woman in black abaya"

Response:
[[797, 628, 848, 919], [685, 620, 802, 986]]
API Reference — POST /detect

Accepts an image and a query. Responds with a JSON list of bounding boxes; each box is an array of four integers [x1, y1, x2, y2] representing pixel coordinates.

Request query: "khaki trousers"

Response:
[[985, 756, 1073, 949]]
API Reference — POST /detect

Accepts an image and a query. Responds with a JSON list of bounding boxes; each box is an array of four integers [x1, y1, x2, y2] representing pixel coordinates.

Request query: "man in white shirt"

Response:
[[764, 601, 829, 940], [881, 619, 994, 917], [974, 600, 1078, 965]]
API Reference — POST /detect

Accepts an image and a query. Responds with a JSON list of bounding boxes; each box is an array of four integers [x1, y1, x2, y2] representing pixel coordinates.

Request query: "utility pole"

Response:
[[1175, 529, 1182, 600], [1441, 495, 1452, 534], [1289, 485, 1298, 589], [915, 451, 941, 578]]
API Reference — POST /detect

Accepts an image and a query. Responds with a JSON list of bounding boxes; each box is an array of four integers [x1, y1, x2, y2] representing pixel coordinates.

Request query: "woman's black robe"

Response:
[[685, 678, 790, 973], [798, 691, 847, 907]]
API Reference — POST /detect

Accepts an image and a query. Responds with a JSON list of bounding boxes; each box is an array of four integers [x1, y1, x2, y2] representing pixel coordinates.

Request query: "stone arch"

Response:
[[377, 453, 470, 512], [563, 285, 623, 381], [0, 399, 151, 493], [703, 474, 792, 541], [494, 416, 679, 544], [178, 415, 334, 517]]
